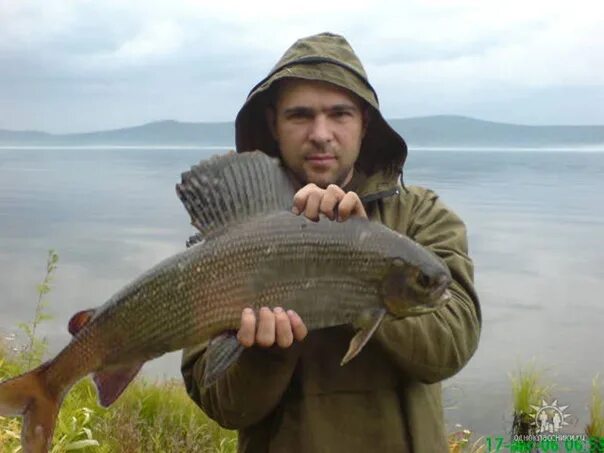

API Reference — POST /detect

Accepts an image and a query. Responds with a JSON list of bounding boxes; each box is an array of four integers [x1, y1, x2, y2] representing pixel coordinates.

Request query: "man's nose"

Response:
[[308, 115, 333, 145]]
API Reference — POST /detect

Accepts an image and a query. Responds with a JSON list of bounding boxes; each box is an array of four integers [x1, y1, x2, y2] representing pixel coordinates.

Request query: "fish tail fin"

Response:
[[0, 363, 64, 453]]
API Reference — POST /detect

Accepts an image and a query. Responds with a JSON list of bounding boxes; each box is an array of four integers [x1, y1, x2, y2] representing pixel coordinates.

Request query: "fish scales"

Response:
[[185, 212, 402, 333], [43, 209, 426, 403], [183, 214, 387, 342], [44, 211, 392, 394]]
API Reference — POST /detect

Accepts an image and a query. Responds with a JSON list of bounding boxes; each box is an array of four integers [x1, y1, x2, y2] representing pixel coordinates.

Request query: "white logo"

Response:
[[530, 400, 571, 434]]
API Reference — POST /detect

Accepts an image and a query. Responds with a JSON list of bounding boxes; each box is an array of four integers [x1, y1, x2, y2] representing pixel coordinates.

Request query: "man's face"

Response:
[[266, 79, 367, 189]]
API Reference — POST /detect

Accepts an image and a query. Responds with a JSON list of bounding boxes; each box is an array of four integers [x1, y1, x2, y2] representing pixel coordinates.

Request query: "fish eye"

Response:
[[417, 273, 431, 288], [392, 257, 406, 268]]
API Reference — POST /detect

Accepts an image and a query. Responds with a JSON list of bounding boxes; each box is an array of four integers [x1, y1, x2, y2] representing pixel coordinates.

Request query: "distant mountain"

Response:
[[0, 129, 54, 142], [390, 116, 604, 148], [1, 116, 603, 148], [0, 120, 234, 147]]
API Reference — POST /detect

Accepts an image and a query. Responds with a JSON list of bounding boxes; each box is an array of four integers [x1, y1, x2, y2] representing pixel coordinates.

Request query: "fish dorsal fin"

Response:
[[176, 151, 296, 238], [68, 309, 96, 336]]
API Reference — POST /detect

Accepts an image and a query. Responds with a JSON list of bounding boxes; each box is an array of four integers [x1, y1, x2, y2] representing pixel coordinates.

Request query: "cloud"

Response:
[[0, 0, 602, 131], [111, 21, 186, 60]]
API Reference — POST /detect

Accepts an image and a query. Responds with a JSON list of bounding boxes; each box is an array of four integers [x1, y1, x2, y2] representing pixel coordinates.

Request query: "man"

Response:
[[182, 32, 481, 452]]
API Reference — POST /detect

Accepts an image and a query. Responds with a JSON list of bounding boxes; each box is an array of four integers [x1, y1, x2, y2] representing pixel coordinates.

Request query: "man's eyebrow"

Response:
[[282, 104, 359, 115], [329, 103, 358, 112], [283, 106, 314, 115]]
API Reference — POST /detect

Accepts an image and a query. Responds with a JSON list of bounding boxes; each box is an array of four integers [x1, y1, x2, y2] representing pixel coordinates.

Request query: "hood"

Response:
[[235, 32, 408, 177]]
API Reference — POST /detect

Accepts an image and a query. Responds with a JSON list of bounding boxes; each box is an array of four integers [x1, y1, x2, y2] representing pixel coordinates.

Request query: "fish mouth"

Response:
[[430, 275, 451, 301], [408, 278, 452, 315], [406, 288, 451, 315], [436, 288, 451, 305]]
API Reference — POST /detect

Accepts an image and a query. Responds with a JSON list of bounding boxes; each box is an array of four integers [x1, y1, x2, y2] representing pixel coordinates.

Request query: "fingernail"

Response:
[[274, 306, 283, 312], [243, 308, 253, 315], [292, 206, 300, 215]]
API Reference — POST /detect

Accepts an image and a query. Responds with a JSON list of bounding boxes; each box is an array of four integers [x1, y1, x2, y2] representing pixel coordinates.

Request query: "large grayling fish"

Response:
[[0, 151, 451, 452]]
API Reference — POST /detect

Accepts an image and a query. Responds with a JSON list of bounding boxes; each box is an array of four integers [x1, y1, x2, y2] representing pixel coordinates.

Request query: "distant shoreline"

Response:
[[1, 145, 604, 152], [2, 116, 603, 150], [0, 145, 232, 150]]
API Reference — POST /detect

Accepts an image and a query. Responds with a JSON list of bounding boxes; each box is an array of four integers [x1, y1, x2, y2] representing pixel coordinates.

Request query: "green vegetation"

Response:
[[0, 250, 236, 452], [509, 361, 553, 438], [586, 374, 604, 453], [0, 353, 237, 452], [447, 425, 485, 453], [18, 249, 58, 369]]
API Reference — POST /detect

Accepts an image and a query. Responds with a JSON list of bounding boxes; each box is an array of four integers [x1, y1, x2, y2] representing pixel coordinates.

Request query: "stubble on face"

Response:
[[266, 79, 367, 189]]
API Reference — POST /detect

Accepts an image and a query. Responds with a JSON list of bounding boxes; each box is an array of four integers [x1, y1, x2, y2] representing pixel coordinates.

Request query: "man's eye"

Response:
[[333, 110, 352, 118], [287, 112, 311, 120]]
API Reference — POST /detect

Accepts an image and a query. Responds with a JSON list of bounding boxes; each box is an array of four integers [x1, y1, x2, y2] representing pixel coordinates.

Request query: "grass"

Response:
[[0, 250, 237, 452], [447, 425, 485, 453], [0, 347, 237, 452], [509, 360, 554, 438], [586, 375, 604, 442], [16, 249, 58, 370]]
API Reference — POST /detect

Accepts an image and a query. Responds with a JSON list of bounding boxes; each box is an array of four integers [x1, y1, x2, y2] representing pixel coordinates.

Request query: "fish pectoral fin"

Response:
[[68, 309, 96, 336], [93, 362, 143, 407], [203, 332, 245, 388], [340, 308, 387, 366]]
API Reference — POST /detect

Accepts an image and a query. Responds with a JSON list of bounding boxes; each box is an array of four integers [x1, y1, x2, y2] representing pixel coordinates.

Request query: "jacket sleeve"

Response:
[[181, 341, 301, 429], [373, 188, 481, 384]]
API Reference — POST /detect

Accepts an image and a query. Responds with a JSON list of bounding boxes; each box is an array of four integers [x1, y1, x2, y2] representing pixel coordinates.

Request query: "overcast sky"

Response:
[[1, 0, 603, 133]]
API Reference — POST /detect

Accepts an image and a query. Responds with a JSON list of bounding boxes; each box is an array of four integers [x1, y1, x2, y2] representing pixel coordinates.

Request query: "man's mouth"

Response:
[[305, 154, 336, 162]]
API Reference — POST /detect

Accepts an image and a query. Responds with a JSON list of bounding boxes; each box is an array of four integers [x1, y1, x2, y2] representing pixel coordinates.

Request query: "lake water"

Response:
[[1, 147, 603, 439]]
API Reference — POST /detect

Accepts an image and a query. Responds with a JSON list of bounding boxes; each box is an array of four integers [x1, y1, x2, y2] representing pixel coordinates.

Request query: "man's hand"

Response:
[[291, 183, 367, 221], [237, 307, 308, 348]]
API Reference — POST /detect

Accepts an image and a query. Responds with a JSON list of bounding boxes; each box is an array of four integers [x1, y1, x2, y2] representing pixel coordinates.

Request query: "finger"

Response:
[[274, 307, 294, 348], [292, 184, 318, 215], [319, 184, 345, 220], [287, 310, 308, 342], [337, 192, 367, 221], [326, 184, 346, 198], [302, 191, 323, 221], [256, 306, 276, 347], [237, 308, 256, 347]]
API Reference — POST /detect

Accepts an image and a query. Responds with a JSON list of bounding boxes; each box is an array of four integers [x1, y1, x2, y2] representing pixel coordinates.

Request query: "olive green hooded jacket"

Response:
[[182, 32, 481, 453]]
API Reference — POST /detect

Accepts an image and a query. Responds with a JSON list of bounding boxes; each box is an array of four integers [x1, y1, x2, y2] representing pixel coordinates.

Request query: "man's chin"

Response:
[[303, 171, 352, 189], [291, 166, 352, 189], [305, 176, 336, 189]]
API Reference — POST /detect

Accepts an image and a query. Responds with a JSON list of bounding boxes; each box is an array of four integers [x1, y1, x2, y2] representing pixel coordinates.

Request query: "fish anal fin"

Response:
[[68, 309, 96, 336], [203, 332, 245, 388], [340, 308, 387, 366], [93, 362, 143, 407]]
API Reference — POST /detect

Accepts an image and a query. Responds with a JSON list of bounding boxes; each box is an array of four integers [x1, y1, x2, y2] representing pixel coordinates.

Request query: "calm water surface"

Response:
[[1, 147, 603, 437]]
